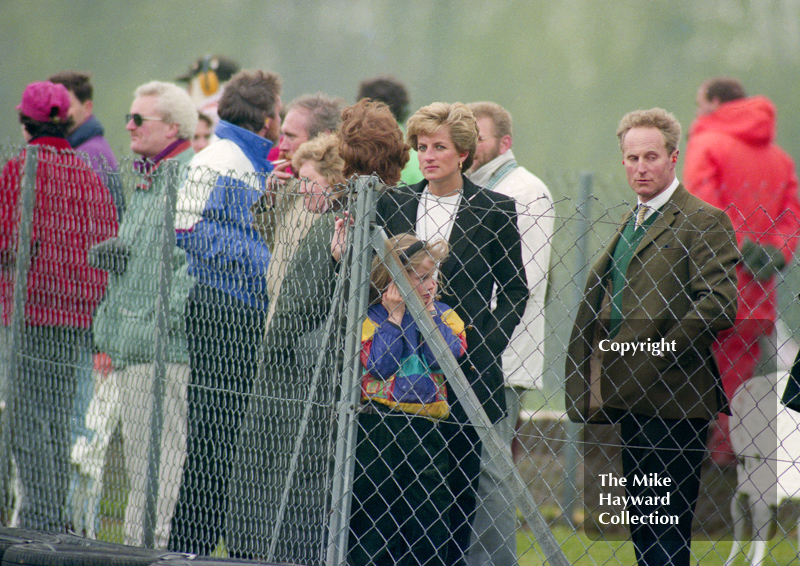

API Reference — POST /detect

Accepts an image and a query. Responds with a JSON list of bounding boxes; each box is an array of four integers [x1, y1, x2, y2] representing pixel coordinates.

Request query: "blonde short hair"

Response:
[[291, 132, 346, 190], [616, 107, 681, 155], [407, 102, 478, 171]]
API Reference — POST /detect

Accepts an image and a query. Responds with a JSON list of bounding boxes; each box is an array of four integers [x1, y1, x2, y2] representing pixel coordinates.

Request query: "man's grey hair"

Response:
[[288, 93, 345, 139], [616, 107, 681, 155], [133, 81, 198, 140]]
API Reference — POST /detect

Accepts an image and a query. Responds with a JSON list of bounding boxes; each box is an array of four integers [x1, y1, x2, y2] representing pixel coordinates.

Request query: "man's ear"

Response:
[[166, 121, 181, 140], [257, 118, 271, 138], [499, 134, 513, 155]]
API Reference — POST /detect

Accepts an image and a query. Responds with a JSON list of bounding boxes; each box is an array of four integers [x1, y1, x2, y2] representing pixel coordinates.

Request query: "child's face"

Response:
[[407, 257, 438, 308]]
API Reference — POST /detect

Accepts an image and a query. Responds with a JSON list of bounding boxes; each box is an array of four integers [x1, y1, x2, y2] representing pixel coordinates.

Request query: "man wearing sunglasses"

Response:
[[91, 80, 198, 547], [169, 69, 282, 557]]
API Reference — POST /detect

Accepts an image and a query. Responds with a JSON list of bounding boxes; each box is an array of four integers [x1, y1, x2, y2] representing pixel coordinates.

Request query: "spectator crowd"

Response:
[[1, 59, 798, 566]]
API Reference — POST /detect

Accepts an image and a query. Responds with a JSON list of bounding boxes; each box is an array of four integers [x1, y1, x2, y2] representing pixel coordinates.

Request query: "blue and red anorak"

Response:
[[361, 300, 466, 419]]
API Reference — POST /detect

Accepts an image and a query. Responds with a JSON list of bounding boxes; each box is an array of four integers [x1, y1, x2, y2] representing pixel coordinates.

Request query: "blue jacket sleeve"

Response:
[[176, 174, 270, 295], [420, 306, 465, 369], [365, 319, 407, 381]]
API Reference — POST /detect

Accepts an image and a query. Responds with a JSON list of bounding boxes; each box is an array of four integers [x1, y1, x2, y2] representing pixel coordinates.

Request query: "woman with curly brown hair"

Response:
[[338, 97, 410, 186]]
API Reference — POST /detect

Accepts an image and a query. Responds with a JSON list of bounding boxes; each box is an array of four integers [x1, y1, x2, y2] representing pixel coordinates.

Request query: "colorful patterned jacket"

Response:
[[361, 300, 466, 419]]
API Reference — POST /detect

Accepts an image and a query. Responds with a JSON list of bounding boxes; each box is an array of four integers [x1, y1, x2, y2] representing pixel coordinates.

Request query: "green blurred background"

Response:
[[2, 1, 798, 177]]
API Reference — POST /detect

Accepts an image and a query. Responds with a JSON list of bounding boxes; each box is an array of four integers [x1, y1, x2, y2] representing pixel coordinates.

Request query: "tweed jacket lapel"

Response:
[[631, 185, 689, 260], [634, 202, 679, 259]]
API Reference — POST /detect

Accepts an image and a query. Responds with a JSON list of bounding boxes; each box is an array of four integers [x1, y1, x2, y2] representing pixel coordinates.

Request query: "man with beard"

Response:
[[465, 101, 553, 566]]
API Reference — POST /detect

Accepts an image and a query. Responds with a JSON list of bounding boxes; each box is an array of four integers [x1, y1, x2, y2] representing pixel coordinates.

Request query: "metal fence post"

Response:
[[561, 172, 593, 527], [327, 176, 379, 566], [0, 146, 38, 518], [142, 160, 179, 548]]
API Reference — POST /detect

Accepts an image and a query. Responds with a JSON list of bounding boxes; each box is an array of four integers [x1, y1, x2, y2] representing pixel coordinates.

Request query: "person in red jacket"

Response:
[[684, 77, 800, 465], [0, 81, 118, 531]]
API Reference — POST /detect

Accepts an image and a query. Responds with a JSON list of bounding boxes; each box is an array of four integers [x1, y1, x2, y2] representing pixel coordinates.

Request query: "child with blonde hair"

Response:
[[350, 234, 466, 566]]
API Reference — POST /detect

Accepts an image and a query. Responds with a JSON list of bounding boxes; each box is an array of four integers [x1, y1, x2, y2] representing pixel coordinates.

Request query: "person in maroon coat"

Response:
[[0, 81, 117, 532]]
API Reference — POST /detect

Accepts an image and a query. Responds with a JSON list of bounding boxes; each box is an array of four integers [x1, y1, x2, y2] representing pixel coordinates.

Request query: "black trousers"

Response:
[[440, 420, 481, 566], [620, 413, 709, 566], [168, 284, 265, 556], [349, 409, 450, 566]]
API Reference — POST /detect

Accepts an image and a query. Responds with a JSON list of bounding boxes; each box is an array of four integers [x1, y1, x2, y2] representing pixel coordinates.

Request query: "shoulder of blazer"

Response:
[[670, 183, 723, 215], [668, 183, 729, 227], [376, 182, 419, 217], [462, 176, 516, 213], [379, 182, 418, 197]]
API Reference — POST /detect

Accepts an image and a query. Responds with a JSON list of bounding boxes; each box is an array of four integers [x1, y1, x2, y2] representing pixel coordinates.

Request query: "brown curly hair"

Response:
[[338, 99, 410, 186]]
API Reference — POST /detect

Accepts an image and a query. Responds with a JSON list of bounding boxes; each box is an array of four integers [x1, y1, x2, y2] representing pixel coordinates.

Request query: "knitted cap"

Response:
[[17, 81, 71, 123]]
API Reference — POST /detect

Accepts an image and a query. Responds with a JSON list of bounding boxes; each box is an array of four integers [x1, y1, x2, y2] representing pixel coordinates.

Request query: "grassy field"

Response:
[[515, 525, 799, 566], [96, 411, 800, 565], [97, 516, 798, 565]]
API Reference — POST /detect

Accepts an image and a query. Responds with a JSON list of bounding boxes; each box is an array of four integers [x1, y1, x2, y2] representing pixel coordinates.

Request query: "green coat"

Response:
[[226, 211, 339, 563], [93, 147, 195, 368], [565, 185, 740, 422]]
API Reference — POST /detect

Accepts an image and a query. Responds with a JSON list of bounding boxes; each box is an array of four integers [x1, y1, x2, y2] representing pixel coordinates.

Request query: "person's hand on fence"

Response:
[[93, 352, 114, 379], [261, 163, 291, 208], [331, 212, 352, 262], [740, 238, 786, 281], [88, 237, 130, 275]]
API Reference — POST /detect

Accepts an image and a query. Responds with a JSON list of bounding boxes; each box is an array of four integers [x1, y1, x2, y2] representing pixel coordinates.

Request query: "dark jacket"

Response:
[[376, 176, 528, 423]]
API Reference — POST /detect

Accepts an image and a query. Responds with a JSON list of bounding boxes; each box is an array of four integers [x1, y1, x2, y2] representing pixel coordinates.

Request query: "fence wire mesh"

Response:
[[0, 142, 799, 565]]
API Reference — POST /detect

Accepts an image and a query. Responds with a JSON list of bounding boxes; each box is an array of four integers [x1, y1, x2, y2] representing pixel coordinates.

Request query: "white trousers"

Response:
[[119, 363, 188, 549]]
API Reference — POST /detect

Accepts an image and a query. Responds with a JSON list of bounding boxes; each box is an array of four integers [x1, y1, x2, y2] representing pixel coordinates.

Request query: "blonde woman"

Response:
[[375, 102, 527, 565]]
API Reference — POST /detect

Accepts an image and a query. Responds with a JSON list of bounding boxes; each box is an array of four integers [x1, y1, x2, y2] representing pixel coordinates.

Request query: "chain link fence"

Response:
[[1, 142, 799, 565]]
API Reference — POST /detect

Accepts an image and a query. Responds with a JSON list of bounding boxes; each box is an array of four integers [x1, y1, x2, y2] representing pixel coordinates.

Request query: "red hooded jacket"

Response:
[[684, 95, 800, 321]]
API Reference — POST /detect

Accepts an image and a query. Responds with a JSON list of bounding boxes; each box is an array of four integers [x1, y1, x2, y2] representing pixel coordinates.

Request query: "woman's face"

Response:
[[192, 119, 213, 153], [298, 160, 333, 213], [416, 128, 467, 183]]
